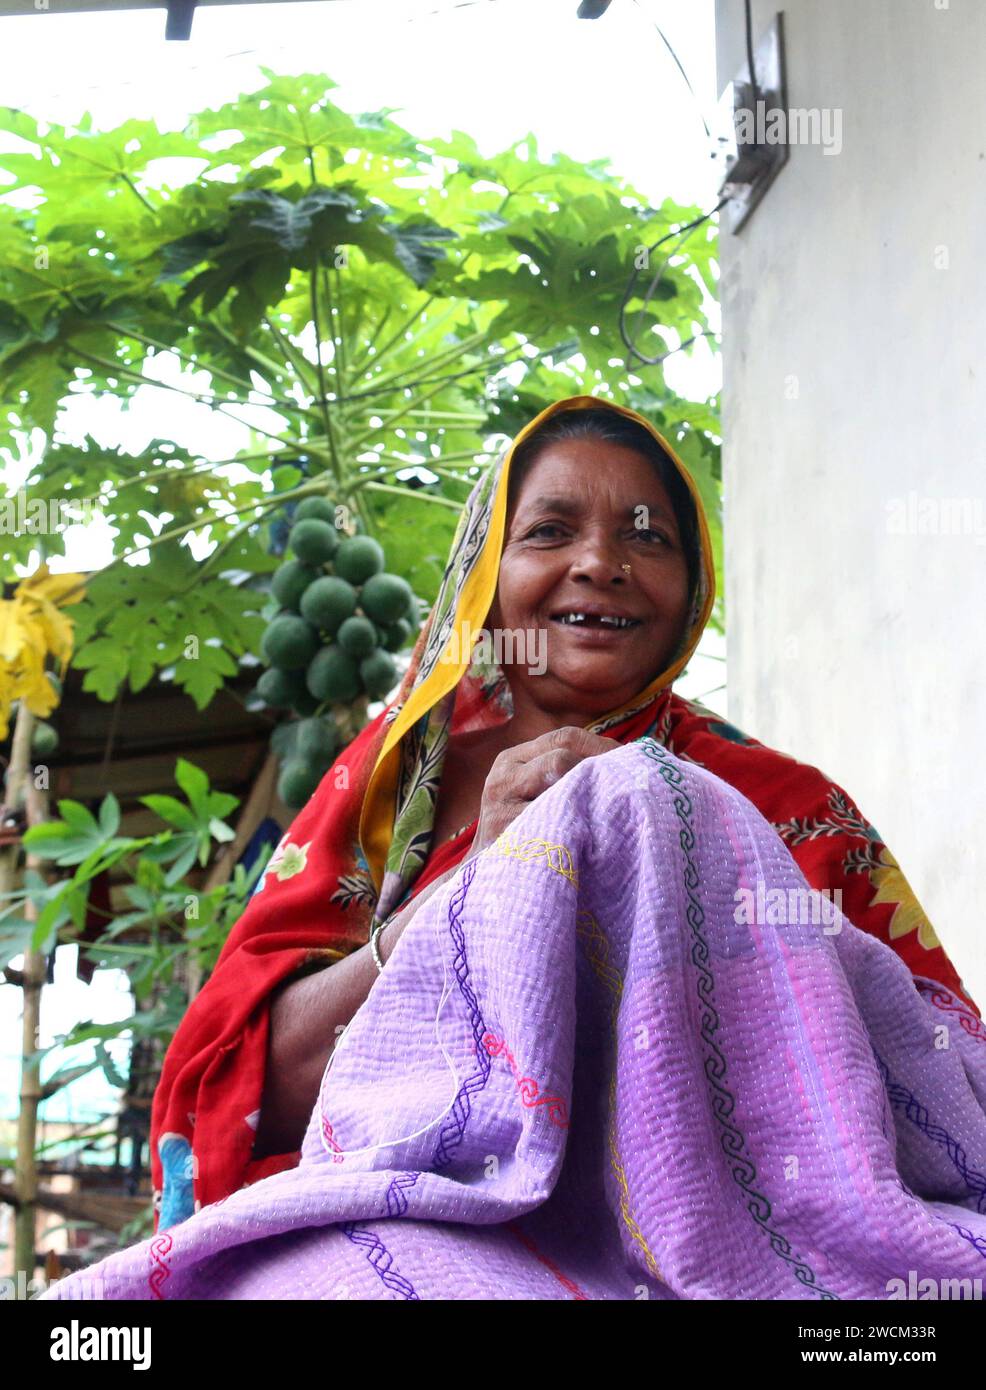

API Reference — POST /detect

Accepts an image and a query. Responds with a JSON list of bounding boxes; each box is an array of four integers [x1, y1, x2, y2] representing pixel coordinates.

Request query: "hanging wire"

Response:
[[629, 0, 715, 149], [744, 0, 761, 107], [615, 2, 725, 369], [618, 195, 727, 369]]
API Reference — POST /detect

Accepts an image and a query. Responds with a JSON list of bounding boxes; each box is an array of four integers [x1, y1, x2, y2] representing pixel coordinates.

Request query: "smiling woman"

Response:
[[43, 395, 986, 1302], [427, 415, 703, 846], [490, 415, 697, 724]]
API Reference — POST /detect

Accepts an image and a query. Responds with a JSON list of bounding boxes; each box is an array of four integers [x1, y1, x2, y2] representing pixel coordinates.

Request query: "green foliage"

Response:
[[0, 756, 261, 1178], [0, 72, 723, 716], [69, 541, 266, 708], [0, 759, 240, 970], [0, 759, 264, 1171]]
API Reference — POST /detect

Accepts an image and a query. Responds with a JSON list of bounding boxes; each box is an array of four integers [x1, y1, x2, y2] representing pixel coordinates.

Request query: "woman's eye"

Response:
[[528, 523, 567, 539], [632, 528, 671, 545]]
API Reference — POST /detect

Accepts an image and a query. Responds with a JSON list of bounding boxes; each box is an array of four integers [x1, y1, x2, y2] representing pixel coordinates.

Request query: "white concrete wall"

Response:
[[715, 0, 986, 1005]]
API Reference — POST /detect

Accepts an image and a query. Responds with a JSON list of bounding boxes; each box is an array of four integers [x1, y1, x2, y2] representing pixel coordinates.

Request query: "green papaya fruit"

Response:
[[290, 518, 339, 565], [300, 576, 358, 634], [359, 648, 398, 700], [337, 615, 379, 658], [360, 572, 413, 625], [334, 535, 385, 585], [261, 614, 320, 671], [306, 644, 361, 703], [270, 560, 320, 612]]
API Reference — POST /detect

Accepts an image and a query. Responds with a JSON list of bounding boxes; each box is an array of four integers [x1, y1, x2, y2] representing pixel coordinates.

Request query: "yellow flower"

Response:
[[16, 652, 59, 717], [0, 563, 85, 735], [15, 565, 86, 610], [15, 564, 85, 670], [869, 847, 941, 952], [0, 666, 17, 741], [0, 596, 33, 664]]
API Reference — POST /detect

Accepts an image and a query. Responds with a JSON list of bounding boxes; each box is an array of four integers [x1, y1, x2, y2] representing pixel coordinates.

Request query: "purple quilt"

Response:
[[44, 739, 986, 1300]]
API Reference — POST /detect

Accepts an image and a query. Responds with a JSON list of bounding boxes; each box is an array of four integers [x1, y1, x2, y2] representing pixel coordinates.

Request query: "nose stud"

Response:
[[621, 563, 631, 575]]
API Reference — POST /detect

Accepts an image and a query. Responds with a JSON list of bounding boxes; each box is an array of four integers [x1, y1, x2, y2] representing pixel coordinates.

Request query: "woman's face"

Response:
[[487, 436, 693, 721]]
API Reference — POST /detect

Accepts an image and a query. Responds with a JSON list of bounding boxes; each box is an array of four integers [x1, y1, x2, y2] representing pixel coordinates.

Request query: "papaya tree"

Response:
[[0, 69, 721, 734]]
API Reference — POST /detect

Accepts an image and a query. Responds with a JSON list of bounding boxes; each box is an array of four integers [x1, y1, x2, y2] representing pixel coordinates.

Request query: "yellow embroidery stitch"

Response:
[[576, 909, 665, 1283], [576, 909, 623, 1017], [489, 832, 579, 887]]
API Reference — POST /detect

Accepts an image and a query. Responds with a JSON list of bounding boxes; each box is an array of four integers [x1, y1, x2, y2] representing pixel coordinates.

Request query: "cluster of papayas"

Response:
[[256, 498, 420, 808]]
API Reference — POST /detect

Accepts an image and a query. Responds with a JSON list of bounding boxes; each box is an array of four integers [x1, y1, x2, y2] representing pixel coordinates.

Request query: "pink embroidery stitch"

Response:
[[917, 982, 986, 1044], [321, 1114, 346, 1162], [506, 1220, 588, 1299], [482, 1032, 569, 1128], [148, 1232, 173, 1300]]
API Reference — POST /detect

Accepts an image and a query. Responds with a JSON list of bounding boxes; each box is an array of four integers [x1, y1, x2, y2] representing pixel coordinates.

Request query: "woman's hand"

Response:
[[470, 726, 621, 855]]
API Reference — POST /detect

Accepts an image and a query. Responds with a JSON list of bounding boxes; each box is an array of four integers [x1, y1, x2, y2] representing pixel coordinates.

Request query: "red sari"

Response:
[[150, 684, 979, 1230]]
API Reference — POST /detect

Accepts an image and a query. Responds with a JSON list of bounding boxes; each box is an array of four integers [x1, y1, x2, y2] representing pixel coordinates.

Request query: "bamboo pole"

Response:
[[5, 701, 50, 1293]]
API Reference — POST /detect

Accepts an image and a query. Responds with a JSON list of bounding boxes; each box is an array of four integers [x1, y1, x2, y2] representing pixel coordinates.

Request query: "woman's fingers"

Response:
[[514, 726, 621, 765], [489, 727, 620, 790], [473, 726, 622, 851], [515, 748, 581, 796], [507, 733, 621, 801]]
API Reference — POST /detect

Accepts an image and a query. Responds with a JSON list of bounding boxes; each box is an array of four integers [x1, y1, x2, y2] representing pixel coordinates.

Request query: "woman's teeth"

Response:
[[554, 612, 639, 629]]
